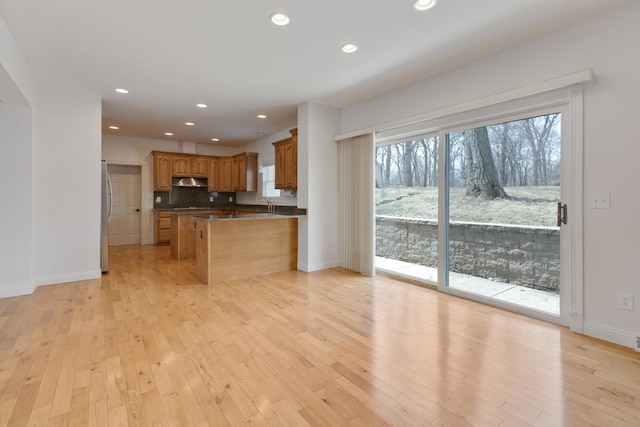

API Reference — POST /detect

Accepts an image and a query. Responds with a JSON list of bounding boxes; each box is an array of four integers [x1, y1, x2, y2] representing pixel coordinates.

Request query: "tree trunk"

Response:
[[402, 141, 414, 187], [464, 127, 508, 199]]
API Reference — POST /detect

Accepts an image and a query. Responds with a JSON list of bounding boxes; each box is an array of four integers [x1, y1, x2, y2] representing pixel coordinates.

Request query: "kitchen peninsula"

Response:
[[194, 213, 298, 284]]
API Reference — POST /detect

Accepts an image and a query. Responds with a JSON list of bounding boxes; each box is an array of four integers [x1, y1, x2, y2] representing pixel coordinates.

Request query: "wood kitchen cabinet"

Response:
[[191, 157, 208, 177], [155, 211, 171, 244], [153, 153, 172, 191], [218, 157, 233, 191], [273, 128, 297, 189], [151, 150, 258, 193], [208, 157, 219, 191], [232, 152, 258, 192], [172, 156, 191, 177]]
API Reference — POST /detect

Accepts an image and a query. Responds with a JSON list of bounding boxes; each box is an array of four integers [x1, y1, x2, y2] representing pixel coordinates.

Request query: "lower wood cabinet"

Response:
[[155, 211, 171, 244]]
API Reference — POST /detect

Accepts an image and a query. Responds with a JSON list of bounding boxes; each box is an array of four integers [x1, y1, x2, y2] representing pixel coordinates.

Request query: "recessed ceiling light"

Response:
[[341, 44, 358, 53], [165, 132, 174, 136], [185, 122, 194, 126], [115, 88, 129, 94], [414, 0, 437, 11], [109, 125, 119, 130], [196, 103, 207, 108], [270, 13, 291, 26], [211, 138, 220, 142], [257, 114, 267, 119]]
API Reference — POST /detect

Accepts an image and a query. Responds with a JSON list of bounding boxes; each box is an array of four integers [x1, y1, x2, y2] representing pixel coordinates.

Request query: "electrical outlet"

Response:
[[209, 196, 214, 202], [588, 192, 610, 209], [155, 196, 161, 203], [618, 292, 634, 311], [229, 196, 233, 202]]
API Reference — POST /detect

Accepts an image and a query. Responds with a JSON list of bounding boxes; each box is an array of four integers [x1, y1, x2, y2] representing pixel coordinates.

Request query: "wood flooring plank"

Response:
[[0, 244, 638, 426]]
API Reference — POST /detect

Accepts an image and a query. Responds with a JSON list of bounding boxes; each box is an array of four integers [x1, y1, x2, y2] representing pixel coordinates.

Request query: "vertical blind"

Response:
[[337, 133, 375, 276]]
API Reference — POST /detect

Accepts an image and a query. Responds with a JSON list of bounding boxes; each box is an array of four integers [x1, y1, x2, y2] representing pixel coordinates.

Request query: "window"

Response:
[[262, 164, 280, 198]]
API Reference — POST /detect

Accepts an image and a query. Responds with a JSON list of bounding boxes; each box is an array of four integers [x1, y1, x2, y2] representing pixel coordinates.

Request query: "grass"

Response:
[[376, 186, 560, 227]]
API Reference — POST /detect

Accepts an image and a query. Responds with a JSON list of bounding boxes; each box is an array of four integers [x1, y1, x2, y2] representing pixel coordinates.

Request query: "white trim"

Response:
[[35, 270, 101, 286], [0, 283, 36, 298], [568, 86, 585, 334], [336, 69, 595, 141], [298, 259, 339, 272], [584, 321, 638, 351]]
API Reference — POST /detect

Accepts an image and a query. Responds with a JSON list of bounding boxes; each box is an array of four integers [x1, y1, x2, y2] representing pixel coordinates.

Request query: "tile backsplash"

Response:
[[154, 187, 235, 209]]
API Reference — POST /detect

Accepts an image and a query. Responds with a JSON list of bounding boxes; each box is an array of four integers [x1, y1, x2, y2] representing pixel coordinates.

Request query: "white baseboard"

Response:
[[35, 269, 102, 287], [298, 258, 339, 272], [0, 283, 36, 298], [583, 321, 638, 351]]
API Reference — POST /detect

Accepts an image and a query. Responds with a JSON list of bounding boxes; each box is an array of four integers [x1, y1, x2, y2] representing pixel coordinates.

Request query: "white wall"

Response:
[[33, 87, 102, 285], [339, 2, 640, 347], [0, 103, 33, 296], [0, 13, 36, 297], [297, 102, 340, 272]]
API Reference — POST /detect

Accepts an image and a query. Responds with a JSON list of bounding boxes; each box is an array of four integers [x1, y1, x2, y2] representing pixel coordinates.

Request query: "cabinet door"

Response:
[[154, 154, 172, 191], [191, 157, 208, 177], [156, 211, 171, 244], [274, 143, 285, 189], [284, 141, 294, 189], [208, 158, 219, 191], [218, 157, 233, 191], [291, 129, 298, 189], [173, 156, 191, 177], [232, 155, 247, 191], [244, 152, 258, 192]]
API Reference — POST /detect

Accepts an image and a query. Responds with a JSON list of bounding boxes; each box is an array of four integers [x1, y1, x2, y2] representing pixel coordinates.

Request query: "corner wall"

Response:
[[0, 12, 36, 297], [297, 102, 340, 271]]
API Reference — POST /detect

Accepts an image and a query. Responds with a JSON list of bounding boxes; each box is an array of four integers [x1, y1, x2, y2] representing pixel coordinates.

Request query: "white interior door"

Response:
[[108, 165, 141, 246]]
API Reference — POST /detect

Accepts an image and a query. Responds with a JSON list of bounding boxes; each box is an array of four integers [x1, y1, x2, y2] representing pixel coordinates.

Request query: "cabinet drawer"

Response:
[[158, 217, 171, 229], [157, 229, 171, 242]]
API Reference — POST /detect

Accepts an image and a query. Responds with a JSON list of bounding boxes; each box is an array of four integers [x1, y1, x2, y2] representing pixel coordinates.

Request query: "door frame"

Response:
[[106, 161, 149, 245], [435, 87, 584, 331]]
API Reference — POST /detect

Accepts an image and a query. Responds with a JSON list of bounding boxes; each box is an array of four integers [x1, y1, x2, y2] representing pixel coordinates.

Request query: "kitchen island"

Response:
[[194, 213, 298, 284]]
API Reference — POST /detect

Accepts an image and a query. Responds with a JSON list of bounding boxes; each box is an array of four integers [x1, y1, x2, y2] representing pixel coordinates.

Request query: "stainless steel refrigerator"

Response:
[[101, 160, 112, 272]]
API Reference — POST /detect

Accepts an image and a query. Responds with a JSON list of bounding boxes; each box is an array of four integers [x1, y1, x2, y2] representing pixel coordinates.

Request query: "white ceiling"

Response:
[[0, 0, 629, 146]]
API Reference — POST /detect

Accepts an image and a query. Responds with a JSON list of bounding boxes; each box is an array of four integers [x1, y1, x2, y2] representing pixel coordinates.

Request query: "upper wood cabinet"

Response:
[[152, 151, 258, 192], [153, 153, 172, 191], [232, 152, 258, 192], [273, 128, 297, 189], [172, 156, 191, 177], [191, 157, 208, 178], [218, 157, 233, 192], [208, 157, 219, 191]]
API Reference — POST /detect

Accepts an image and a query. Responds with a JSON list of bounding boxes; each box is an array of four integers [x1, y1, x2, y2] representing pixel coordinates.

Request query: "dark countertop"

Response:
[[192, 213, 302, 222], [154, 205, 306, 216]]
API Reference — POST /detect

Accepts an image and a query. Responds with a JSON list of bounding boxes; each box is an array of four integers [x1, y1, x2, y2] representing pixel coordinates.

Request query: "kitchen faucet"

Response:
[[260, 197, 275, 213]]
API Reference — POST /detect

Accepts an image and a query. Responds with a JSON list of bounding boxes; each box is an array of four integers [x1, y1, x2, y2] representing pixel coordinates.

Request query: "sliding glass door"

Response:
[[441, 108, 568, 319]]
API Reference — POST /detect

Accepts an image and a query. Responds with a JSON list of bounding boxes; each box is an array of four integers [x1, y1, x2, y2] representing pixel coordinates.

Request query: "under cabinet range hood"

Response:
[[172, 177, 208, 188]]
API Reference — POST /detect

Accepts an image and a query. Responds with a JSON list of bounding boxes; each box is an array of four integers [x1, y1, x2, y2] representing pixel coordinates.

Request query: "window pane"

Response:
[[375, 136, 439, 283], [262, 165, 280, 198]]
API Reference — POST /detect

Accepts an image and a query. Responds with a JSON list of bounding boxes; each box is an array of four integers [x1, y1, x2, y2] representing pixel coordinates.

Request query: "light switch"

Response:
[[588, 192, 610, 209]]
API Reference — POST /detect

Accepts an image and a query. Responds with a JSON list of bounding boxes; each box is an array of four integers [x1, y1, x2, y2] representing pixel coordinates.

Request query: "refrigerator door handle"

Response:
[[107, 175, 113, 220]]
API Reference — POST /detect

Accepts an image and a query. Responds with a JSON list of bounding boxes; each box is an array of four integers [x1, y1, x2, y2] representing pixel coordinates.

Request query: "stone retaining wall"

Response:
[[376, 216, 560, 292]]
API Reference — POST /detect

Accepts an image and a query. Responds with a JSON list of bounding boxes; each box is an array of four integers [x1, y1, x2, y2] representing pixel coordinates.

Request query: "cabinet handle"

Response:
[[200, 230, 203, 239]]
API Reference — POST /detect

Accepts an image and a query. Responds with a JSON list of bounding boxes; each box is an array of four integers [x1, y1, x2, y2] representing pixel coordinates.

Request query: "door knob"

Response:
[[135, 208, 140, 212]]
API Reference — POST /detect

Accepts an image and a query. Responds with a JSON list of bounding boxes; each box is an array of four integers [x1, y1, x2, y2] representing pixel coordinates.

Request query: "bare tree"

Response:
[[464, 127, 508, 199]]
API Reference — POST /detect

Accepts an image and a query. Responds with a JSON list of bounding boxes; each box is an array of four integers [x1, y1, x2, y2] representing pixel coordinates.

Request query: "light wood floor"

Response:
[[0, 245, 639, 426]]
